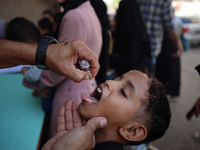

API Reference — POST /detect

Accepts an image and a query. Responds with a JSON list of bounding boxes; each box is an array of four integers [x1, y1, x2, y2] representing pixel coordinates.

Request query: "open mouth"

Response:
[[82, 86, 102, 104]]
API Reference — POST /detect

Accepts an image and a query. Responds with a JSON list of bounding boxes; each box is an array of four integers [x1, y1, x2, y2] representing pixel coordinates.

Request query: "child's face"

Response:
[[78, 70, 149, 126]]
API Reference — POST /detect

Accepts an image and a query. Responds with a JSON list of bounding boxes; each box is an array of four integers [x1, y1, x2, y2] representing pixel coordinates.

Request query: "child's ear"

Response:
[[119, 121, 147, 142]]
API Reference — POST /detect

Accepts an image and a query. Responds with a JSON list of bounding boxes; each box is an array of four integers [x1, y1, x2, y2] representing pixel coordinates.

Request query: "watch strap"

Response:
[[35, 36, 57, 69]]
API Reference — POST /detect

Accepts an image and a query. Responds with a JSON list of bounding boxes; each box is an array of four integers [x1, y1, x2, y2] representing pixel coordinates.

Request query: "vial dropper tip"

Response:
[[90, 79, 94, 86]]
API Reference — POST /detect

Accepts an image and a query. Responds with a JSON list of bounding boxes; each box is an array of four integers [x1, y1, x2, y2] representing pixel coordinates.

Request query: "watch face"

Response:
[[36, 65, 49, 70]]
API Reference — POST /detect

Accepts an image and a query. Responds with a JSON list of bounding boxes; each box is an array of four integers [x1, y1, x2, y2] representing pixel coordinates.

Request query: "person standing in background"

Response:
[[110, 0, 152, 77], [137, 0, 184, 66], [155, 12, 183, 97], [23, 0, 102, 139]]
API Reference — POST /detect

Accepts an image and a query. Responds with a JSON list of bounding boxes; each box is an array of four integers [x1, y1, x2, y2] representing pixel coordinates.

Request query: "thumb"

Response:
[[85, 117, 107, 132]]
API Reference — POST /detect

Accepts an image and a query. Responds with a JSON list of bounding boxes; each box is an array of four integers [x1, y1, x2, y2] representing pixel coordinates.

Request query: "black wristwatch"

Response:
[[35, 36, 58, 70]]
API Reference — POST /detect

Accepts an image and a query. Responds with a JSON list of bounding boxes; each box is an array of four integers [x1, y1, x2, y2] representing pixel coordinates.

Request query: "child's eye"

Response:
[[121, 88, 127, 98]]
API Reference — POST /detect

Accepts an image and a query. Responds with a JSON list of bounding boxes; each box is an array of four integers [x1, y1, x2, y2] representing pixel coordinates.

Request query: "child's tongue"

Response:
[[82, 94, 99, 104]]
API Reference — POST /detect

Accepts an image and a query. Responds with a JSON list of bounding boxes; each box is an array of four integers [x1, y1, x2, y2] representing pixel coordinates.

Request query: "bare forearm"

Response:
[[0, 39, 100, 82], [168, 30, 184, 57], [168, 30, 179, 43], [0, 39, 37, 68]]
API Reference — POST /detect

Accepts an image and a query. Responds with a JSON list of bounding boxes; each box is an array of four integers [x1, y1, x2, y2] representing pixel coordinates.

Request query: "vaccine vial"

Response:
[[78, 59, 94, 86]]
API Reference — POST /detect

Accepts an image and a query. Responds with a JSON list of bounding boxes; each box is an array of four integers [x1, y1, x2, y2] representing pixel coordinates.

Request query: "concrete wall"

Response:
[[0, 0, 59, 26]]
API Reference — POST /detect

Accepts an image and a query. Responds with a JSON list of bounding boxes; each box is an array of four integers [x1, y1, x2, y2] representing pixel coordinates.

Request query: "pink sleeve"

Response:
[[22, 70, 66, 90], [39, 70, 66, 88]]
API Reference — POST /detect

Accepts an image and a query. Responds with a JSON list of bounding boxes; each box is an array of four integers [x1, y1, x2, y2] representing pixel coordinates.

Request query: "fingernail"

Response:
[[100, 118, 107, 127]]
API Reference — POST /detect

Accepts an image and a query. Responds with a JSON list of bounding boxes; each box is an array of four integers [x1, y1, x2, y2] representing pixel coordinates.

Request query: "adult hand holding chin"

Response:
[[42, 100, 107, 150]]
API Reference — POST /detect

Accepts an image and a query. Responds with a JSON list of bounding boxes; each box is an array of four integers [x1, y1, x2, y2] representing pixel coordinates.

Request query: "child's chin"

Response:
[[81, 114, 93, 121], [78, 107, 92, 120]]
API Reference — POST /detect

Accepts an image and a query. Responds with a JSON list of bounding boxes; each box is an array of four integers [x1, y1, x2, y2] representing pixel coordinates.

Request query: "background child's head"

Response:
[[38, 17, 54, 37], [42, 9, 55, 24], [78, 67, 171, 145], [5, 17, 40, 43]]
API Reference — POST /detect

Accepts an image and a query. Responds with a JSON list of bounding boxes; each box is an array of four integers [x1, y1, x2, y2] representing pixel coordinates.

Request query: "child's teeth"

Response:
[[97, 87, 102, 93]]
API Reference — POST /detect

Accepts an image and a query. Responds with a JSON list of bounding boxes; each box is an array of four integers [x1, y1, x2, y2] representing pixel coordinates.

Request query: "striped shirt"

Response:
[[137, 0, 174, 57]]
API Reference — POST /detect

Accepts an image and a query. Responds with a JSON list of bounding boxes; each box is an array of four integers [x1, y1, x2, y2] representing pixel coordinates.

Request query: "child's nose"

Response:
[[105, 80, 118, 91]]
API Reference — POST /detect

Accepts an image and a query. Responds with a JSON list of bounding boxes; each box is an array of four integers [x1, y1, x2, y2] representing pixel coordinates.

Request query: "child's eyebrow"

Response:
[[127, 80, 135, 95], [119, 75, 135, 94]]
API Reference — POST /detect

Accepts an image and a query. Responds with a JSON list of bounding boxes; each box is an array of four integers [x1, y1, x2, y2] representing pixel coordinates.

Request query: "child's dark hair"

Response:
[[128, 67, 171, 145], [38, 17, 54, 36], [5, 17, 40, 43]]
